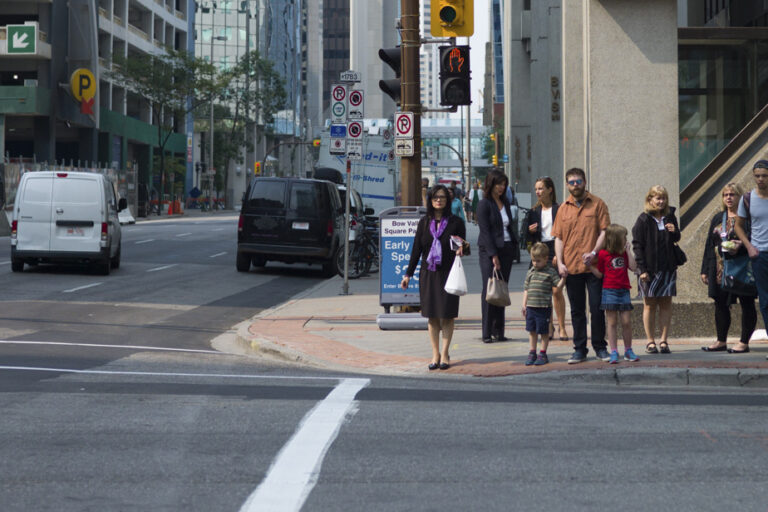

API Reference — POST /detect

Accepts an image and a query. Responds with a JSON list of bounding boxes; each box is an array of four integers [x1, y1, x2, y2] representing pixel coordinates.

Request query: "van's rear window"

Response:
[[290, 183, 326, 216], [53, 178, 99, 204], [248, 181, 286, 209]]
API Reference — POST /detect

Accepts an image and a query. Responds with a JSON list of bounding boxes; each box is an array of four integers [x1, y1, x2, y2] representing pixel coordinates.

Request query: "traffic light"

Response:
[[431, 0, 474, 37], [492, 154, 498, 166], [439, 45, 471, 106], [378, 46, 402, 105], [254, 162, 261, 175]]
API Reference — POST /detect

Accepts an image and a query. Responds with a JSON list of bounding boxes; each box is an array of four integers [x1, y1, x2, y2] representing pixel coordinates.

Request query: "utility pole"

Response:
[[400, 0, 421, 206]]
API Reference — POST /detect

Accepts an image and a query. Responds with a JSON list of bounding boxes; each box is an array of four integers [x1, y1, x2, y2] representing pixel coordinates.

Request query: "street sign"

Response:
[[330, 137, 346, 155], [348, 89, 364, 120], [7, 24, 37, 55], [394, 112, 414, 139], [340, 69, 362, 83], [330, 124, 347, 138], [347, 121, 363, 140], [395, 138, 415, 157], [347, 141, 363, 160], [330, 83, 347, 124]]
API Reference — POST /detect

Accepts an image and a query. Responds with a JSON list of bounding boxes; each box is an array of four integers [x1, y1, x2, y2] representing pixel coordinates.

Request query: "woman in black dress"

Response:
[[700, 183, 757, 353], [477, 170, 517, 343], [401, 185, 466, 370]]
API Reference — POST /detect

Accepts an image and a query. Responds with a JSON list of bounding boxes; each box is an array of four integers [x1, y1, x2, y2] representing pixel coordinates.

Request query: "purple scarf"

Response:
[[426, 217, 448, 271]]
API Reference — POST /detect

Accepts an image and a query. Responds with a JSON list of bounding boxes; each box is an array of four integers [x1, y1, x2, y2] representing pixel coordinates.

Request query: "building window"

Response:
[[202, 28, 212, 42]]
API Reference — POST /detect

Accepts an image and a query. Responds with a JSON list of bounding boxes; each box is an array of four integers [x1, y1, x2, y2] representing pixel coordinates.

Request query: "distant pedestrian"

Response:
[[421, 178, 430, 207], [587, 224, 639, 364], [523, 176, 568, 341], [701, 183, 757, 353], [468, 182, 482, 223], [477, 170, 518, 343], [631, 185, 681, 355], [401, 184, 466, 371], [734, 160, 768, 359], [522, 243, 564, 366], [552, 168, 611, 363], [449, 187, 466, 224]]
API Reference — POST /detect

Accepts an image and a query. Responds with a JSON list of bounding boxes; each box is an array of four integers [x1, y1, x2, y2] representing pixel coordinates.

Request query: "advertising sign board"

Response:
[[379, 207, 425, 308]]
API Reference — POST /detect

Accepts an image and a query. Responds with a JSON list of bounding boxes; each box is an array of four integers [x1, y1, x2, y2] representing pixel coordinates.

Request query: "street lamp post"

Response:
[[209, 34, 227, 209], [438, 142, 465, 187]]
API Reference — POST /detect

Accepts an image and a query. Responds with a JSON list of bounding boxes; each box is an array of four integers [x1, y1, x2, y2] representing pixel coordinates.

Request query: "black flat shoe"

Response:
[[701, 345, 727, 352], [727, 347, 750, 354], [428, 362, 440, 370], [482, 338, 493, 344], [439, 362, 450, 370], [492, 335, 509, 342]]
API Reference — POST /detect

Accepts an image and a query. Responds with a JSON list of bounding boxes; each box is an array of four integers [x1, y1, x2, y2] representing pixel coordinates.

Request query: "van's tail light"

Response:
[[10, 220, 17, 240], [327, 220, 333, 236], [56, 173, 68, 178], [238, 214, 244, 232], [350, 219, 357, 229], [101, 222, 108, 241]]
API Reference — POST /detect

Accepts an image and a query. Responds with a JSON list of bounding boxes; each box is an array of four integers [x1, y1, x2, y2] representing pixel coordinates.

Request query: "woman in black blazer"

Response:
[[523, 176, 568, 340], [477, 170, 517, 343]]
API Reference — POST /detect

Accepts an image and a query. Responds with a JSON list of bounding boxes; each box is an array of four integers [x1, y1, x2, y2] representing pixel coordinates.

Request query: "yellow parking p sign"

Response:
[[70, 69, 96, 101]]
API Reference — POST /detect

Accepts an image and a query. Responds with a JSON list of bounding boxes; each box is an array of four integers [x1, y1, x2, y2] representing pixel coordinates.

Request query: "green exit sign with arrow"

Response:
[[6, 24, 37, 55]]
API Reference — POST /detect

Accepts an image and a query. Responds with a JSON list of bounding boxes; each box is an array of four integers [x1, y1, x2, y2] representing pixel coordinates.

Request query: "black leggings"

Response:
[[714, 292, 757, 344]]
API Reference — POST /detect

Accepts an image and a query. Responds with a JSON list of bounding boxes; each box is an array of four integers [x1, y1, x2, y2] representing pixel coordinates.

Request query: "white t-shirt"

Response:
[[738, 190, 768, 251], [499, 206, 512, 242], [540, 207, 554, 242]]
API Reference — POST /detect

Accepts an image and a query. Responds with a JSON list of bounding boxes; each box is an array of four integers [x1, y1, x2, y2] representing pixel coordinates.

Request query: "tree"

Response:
[[109, 48, 221, 210], [212, 50, 287, 201]]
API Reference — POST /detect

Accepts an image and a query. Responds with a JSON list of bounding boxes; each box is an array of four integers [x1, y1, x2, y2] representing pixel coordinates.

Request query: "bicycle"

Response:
[[335, 217, 379, 278]]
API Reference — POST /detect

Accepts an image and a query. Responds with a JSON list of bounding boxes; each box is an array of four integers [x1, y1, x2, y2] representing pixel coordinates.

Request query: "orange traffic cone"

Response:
[[167, 202, 173, 215]]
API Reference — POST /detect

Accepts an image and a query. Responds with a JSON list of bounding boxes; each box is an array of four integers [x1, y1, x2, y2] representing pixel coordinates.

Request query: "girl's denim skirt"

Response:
[[600, 288, 633, 311]]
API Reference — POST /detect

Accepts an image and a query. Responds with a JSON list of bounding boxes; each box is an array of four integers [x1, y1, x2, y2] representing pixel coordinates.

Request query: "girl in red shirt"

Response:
[[588, 224, 639, 364]]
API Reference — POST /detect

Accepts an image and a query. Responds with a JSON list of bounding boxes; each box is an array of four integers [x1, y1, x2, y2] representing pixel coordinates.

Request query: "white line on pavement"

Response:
[[239, 378, 370, 512], [147, 264, 177, 272], [0, 365, 355, 382], [0, 340, 222, 354], [135, 239, 155, 244], [176, 232, 192, 237], [63, 282, 103, 293], [209, 252, 227, 258], [212, 228, 225, 231]]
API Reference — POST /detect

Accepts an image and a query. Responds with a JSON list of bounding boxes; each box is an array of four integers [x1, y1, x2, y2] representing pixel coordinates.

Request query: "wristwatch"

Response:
[[590, 250, 597, 257]]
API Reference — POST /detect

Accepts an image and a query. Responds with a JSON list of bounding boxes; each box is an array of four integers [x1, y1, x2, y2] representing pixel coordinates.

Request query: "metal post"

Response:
[[210, 33, 215, 211], [400, 0, 421, 206], [341, 158, 352, 295], [464, 103, 471, 190]]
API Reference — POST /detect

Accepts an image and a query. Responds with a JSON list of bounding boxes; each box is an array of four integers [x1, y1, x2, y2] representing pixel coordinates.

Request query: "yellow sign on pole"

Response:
[[70, 68, 96, 102]]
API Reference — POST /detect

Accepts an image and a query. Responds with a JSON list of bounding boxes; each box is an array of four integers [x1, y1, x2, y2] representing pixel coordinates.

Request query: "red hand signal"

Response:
[[449, 48, 464, 72]]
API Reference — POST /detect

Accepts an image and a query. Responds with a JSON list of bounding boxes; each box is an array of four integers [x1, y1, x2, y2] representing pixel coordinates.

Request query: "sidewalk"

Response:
[[234, 222, 768, 386]]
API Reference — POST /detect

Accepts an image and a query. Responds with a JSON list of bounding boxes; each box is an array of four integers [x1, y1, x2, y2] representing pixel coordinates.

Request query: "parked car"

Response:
[[10, 171, 126, 275], [236, 177, 344, 275]]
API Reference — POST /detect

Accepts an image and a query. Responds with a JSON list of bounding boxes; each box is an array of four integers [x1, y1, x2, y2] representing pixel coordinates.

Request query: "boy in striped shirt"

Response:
[[522, 243, 565, 365]]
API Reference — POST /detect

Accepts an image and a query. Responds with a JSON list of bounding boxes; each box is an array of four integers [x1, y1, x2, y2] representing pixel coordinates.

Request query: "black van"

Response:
[[236, 177, 343, 275]]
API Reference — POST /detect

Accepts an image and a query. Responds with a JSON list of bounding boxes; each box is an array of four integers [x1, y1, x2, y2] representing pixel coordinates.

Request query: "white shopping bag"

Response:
[[444, 256, 468, 296]]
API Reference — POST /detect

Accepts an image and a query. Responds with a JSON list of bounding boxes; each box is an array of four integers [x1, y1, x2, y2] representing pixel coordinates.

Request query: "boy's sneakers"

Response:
[[624, 348, 640, 362], [608, 350, 620, 364], [567, 351, 587, 364], [525, 352, 537, 366], [534, 352, 549, 365]]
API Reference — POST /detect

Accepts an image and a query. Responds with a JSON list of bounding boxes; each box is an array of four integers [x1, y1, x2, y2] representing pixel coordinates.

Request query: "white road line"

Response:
[[147, 264, 177, 272], [212, 228, 225, 231], [176, 232, 192, 238], [0, 340, 222, 355], [135, 239, 155, 244], [209, 252, 227, 258], [240, 378, 370, 512], [63, 282, 103, 293], [0, 365, 354, 382]]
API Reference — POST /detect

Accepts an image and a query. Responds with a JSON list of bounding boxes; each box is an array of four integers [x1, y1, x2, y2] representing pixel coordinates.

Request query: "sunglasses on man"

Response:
[[567, 179, 584, 186]]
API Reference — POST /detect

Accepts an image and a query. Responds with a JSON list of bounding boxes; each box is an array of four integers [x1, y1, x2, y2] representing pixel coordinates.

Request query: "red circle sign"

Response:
[[332, 86, 346, 102], [348, 122, 362, 138], [396, 114, 411, 136], [349, 90, 362, 106]]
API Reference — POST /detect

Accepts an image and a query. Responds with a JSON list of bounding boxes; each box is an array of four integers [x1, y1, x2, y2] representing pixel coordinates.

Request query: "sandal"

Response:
[[645, 342, 658, 354], [659, 341, 671, 354]]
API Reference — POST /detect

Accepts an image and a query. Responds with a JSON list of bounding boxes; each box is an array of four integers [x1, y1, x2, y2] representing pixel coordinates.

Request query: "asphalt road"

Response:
[[1, 216, 768, 511]]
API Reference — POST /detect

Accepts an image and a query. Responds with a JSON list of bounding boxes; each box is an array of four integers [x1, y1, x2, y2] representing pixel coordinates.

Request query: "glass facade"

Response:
[[679, 33, 768, 187]]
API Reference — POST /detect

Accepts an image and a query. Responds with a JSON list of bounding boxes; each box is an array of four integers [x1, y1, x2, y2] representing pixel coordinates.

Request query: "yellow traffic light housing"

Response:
[[254, 162, 261, 175], [492, 154, 498, 166], [431, 0, 474, 38]]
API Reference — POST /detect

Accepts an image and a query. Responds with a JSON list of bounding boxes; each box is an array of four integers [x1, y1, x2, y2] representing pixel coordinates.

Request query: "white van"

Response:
[[10, 171, 126, 274]]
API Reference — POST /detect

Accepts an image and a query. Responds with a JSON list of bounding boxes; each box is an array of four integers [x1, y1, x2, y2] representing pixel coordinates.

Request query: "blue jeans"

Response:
[[750, 251, 768, 330], [565, 272, 607, 355]]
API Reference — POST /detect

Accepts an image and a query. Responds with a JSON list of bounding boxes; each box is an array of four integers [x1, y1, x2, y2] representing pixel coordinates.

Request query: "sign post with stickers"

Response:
[[330, 83, 348, 124], [394, 112, 415, 157]]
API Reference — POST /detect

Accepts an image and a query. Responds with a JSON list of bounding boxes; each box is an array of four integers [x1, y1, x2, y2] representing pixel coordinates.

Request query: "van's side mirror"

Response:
[[364, 208, 374, 216], [118, 198, 128, 212]]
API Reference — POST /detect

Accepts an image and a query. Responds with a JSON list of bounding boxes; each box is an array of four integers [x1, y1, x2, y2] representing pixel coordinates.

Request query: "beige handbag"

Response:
[[485, 268, 511, 307]]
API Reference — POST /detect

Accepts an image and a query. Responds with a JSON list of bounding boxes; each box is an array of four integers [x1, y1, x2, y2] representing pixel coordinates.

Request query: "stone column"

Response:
[[563, 0, 679, 232]]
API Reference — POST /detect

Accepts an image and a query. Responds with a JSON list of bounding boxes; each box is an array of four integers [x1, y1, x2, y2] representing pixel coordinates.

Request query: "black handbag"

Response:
[[720, 213, 757, 297], [672, 244, 687, 266]]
